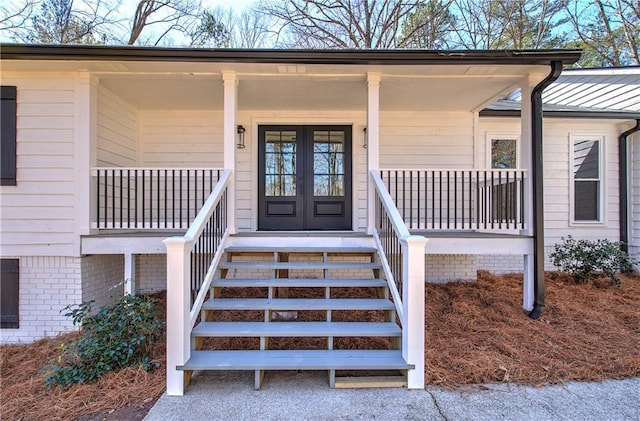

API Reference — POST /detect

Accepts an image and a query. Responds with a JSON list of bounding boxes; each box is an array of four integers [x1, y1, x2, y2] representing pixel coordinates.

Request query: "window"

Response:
[[489, 136, 518, 223], [491, 138, 517, 169], [572, 137, 603, 222], [1, 86, 17, 186], [1, 259, 19, 329]]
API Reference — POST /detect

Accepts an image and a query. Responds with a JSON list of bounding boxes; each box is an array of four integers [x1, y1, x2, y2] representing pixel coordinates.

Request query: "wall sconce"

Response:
[[363, 127, 367, 148], [236, 125, 246, 149]]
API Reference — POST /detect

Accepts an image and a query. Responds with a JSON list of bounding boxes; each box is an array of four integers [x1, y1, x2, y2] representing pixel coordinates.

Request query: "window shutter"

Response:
[[1, 86, 17, 186], [1, 259, 19, 329]]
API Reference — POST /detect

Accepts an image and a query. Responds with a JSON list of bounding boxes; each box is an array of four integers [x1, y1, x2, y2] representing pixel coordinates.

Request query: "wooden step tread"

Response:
[[225, 246, 378, 254], [202, 298, 395, 311], [178, 350, 412, 371], [192, 321, 401, 337], [212, 278, 387, 288], [218, 262, 382, 270]]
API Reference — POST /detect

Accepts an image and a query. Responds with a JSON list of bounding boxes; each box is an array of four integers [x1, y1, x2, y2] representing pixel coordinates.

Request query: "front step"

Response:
[[183, 239, 408, 390], [179, 350, 412, 371], [192, 321, 401, 337]]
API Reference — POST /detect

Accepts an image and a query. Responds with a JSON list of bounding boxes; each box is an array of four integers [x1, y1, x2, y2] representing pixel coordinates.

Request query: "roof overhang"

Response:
[[0, 44, 581, 112], [0, 43, 582, 66]]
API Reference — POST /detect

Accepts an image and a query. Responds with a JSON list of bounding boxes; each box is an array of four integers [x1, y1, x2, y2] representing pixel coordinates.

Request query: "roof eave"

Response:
[[479, 109, 640, 119], [0, 43, 582, 66]]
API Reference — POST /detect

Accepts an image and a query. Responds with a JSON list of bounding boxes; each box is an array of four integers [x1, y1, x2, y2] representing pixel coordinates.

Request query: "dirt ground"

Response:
[[1, 272, 638, 420]]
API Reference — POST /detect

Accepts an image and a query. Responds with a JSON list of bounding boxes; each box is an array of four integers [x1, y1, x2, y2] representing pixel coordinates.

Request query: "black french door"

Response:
[[258, 125, 352, 230]]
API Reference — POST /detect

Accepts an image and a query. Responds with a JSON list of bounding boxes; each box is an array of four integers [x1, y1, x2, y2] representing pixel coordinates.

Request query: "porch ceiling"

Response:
[[4, 58, 547, 111], [99, 72, 530, 112]]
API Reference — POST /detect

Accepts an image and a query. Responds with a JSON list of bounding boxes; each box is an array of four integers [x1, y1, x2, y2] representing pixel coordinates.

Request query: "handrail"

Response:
[[380, 167, 528, 173], [371, 171, 411, 239], [183, 169, 232, 327], [370, 170, 410, 322], [91, 166, 220, 173], [164, 169, 232, 396], [370, 170, 427, 390]]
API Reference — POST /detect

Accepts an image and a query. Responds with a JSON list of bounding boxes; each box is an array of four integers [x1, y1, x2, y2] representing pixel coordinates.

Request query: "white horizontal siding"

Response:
[[380, 111, 474, 168], [480, 117, 625, 248], [97, 84, 138, 166], [0, 73, 77, 257], [138, 110, 223, 167]]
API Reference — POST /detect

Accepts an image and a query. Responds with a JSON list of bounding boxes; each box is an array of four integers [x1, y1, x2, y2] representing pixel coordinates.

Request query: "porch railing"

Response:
[[92, 167, 223, 229], [370, 170, 427, 389], [164, 169, 232, 396], [380, 169, 527, 231]]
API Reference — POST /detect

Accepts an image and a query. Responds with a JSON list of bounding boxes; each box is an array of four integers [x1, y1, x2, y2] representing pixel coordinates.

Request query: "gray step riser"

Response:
[[219, 262, 381, 270], [212, 278, 387, 288], [202, 298, 394, 311]]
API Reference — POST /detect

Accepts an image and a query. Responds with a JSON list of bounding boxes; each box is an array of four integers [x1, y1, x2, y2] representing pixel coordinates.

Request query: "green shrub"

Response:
[[45, 294, 164, 388], [550, 236, 635, 286]]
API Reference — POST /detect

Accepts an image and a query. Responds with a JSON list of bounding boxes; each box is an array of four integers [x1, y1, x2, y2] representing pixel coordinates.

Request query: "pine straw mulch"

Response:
[[1, 272, 639, 420], [425, 271, 640, 387], [0, 293, 167, 421]]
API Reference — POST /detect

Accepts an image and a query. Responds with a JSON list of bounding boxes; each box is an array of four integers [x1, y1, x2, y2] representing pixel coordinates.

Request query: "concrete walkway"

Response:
[[145, 371, 640, 420]]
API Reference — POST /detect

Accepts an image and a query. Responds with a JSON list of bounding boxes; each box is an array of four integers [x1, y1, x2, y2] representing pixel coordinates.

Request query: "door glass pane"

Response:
[[313, 130, 345, 197], [265, 130, 296, 196]]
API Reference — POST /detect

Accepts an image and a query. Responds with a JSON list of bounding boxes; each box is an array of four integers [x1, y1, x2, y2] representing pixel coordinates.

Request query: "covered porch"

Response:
[[24, 46, 578, 395]]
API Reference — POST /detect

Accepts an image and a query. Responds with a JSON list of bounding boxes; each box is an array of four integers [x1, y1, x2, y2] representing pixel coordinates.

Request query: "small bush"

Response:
[[45, 294, 164, 388], [550, 236, 635, 286]]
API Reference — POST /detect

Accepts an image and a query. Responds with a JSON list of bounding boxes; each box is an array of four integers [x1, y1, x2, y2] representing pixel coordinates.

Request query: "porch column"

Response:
[[223, 71, 237, 234], [520, 76, 535, 311], [74, 72, 98, 255], [367, 73, 381, 234]]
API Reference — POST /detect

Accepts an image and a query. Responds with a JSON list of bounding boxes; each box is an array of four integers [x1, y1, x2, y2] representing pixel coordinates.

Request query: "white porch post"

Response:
[[520, 76, 535, 311], [124, 253, 136, 295], [402, 235, 428, 389], [367, 73, 381, 234], [164, 237, 192, 396], [223, 71, 237, 234], [74, 72, 97, 255]]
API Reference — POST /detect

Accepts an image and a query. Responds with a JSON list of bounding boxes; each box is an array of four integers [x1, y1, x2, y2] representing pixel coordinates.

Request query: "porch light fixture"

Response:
[[363, 127, 367, 149], [236, 125, 246, 149]]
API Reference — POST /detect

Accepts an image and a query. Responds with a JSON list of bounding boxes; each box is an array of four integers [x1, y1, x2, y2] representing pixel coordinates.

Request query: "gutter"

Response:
[[529, 60, 563, 320], [0, 43, 582, 66], [619, 119, 640, 254]]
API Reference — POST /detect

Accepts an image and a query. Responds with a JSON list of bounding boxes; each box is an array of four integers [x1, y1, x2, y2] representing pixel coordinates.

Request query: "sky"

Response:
[[0, 0, 260, 43]]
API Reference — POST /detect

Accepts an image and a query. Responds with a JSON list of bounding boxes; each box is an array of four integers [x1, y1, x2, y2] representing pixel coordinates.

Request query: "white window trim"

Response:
[[569, 134, 606, 225], [486, 132, 520, 169]]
